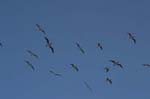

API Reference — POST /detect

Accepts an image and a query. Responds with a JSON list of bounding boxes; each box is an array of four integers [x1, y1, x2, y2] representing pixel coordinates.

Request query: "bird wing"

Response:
[[132, 38, 136, 44], [25, 60, 35, 71], [118, 64, 123, 68], [71, 64, 79, 72], [79, 47, 85, 54], [83, 81, 93, 93], [44, 37, 50, 44], [49, 70, 62, 77], [76, 43, 85, 54], [106, 78, 112, 84], [36, 24, 46, 35], [50, 46, 54, 53], [26, 50, 39, 59]]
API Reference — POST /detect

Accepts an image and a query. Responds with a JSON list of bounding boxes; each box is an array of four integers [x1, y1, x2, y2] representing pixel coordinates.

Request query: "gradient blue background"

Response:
[[0, 0, 150, 98]]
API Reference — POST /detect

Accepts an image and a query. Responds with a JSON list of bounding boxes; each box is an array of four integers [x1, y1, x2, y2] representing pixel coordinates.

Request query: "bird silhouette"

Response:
[[106, 77, 112, 84], [44, 36, 54, 53], [49, 70, 62, 77], [97, 42, 103, 50], [109, 60, 123, 68], [127, 32, 136, 44], [26, 50, 39, 59], [25, 60, 35, 71], [70, 64, 79, 72], [36, 24, 47, 35], [142, 64, 150, 67], [83, 81, 93, 93], [76, 42, 85, 54]]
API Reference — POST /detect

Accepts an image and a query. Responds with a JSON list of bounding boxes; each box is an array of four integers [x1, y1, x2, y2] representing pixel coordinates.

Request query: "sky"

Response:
[[0, 0, 150, 99]]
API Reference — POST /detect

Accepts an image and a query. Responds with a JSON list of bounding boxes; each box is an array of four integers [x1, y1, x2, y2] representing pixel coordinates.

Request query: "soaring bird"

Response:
[[49, 70, 62, 77], [76, 42, 85, 54], [70, 64, 79, 72], [44, 36, 54, 53], [26, 50, 39, 59], [104, 67, 110, 73], [83, 81, 93, 93], [142, 64, 150, 67], [109, 60, 123, 68], [36, 24, 47, 35], [25, 60, 35, 71], [106, 77, 112, 84], [97, 42, 103, 50], [127, 32, 136, 44]]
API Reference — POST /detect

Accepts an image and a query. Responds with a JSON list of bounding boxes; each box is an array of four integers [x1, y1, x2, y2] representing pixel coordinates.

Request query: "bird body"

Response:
[[70, 64, 79, 72], [106, 77, 112, 84], [44, 36, 54, 53], [76, 42, 85, 54], [127, 32, 136, 44], [104, 67, 110, 72], [97, 42, 103, 50]]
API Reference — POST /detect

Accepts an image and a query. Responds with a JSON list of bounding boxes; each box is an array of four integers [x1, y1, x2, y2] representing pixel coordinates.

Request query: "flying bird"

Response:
[[97, 42, 103, 50], [70, 64, 79, 72], [127, 32, 136, 44], [109, 60, 123, 68], [44, 36, 54, 53], [142, 64, 150, 67], [104, 67, 110, 73], [36, 24, 47, 35], [26, 50, 39, 59], [83, 81, 93, 93], [76, 42, 85, 54], [49, 70, 62, 77], [25, 60, 35, 71], [106, 77, 112, 84]]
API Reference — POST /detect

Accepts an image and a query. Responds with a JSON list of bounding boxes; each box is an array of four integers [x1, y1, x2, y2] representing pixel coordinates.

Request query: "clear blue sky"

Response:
[[0, 0, 150, 98]]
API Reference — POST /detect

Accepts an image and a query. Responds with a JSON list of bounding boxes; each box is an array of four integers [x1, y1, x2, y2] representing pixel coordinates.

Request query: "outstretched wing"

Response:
[[132, 38, 136, 44], [76, 43, 85, 54], [118, 63, 123, 68], [36, 24, 46, 35], [25, 60, 35, 71], [50, 46, 54, 53], [44, 36, 50, 44], [83, 81, 93, 93], [26, 50, 39, 59], [49, 70, 62, 77]]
